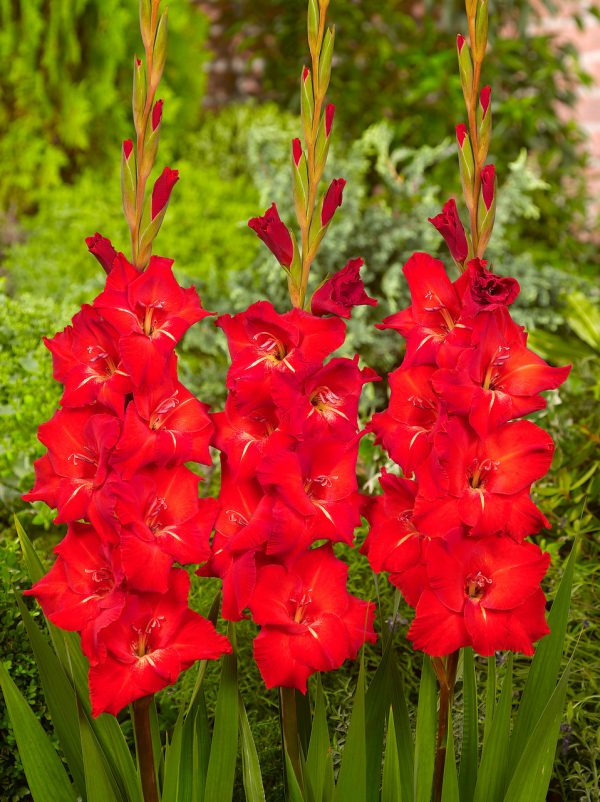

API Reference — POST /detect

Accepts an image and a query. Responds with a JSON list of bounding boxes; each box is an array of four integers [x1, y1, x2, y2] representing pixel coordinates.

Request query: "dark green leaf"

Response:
[[414, 656, 436, 802], [333, 660, 366, 802], [381, 709, 401, 802], [239, 691, 266, 802], [458, 648, 478, 802], [473, 656, 513, 802]]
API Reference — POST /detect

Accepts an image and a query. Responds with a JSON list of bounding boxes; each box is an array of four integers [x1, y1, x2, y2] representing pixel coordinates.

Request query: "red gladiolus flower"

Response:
[[321, 178, 346, 227], [212, 396, 279, 479], [428, 199, 469, 263], [86, 233, 118, 274], [95, 255, 210, 385], [217, 301, 346, 389], [88, 569, 231, 716], [272, 356, 379, 441], [248, 203, 294, 267], [361, 471, 430, 606], [417, 417, 554, 539], [25, 408, 120, 529], [114, 466, 216, 592], [432, 309, 571, 436], [45, 305, 130, 414], [250, 545, 376, 692], [311, 258, 377, 319], [151, 166, 179, 220], [368, 365, 442, 474], [24, 523, 126, 661], [378, 252, 462, 365], [407, 532, 550, 656], [113, 379, 212, 477]]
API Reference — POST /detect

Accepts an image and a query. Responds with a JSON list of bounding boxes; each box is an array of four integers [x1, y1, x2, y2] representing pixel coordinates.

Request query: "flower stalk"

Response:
[[432, 652, 460, 802], [132, 696, 160, 802]]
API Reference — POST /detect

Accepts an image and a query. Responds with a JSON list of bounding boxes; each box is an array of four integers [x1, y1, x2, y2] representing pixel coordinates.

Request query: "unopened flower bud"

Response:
[[133, 57, 147, 135], [151, 10, 168, 88], [248, 203, 295, 268], [85, 233, 118, 274], [151, 166, 179, 221], [292, 139, 309, 222], [321, 178, 345, 227], [318, 27, 335, 95], [477, 86, 492, 162], [428, 198, 469, 264], [121, 139, 136, 227], [456, 124, 475, 206], [143, 99, 163, 174], [307, 0, 319, 56], [457, 34, 474, 106], [311, 257, 377, 319], [139, 0, 152, 49], [474, 0, 488, 62], [301, 67, 315, 142], [315, 103, 335, 176], [477, 164, 496, 255]]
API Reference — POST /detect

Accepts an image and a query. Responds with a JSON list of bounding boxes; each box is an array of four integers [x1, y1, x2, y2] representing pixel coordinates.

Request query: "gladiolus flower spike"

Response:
[[23, 0, 230, 719], [364, 252, 570, 657]]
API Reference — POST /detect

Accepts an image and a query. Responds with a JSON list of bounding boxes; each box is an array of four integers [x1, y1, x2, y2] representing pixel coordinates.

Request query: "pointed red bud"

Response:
[[151, 167, 179, 220], [248, 203, 294, 267], [428, 199, 469, 263], [152, 99, 164, 131], [85, 233, 118, 275], [325, 104, 335, 137], [321, 178, 346, 227], [123, 139, 134, 160], [292, 138, 303, 167], [302, 66, 310, 82], [480, 86, 491, 117], [481, 164, 496, 209], [456, 124, 468, 148], [457, 34, 466, 52]]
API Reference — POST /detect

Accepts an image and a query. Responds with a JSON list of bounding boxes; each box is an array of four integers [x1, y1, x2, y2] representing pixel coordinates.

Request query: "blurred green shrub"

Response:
[[0, 0, 208, 211]]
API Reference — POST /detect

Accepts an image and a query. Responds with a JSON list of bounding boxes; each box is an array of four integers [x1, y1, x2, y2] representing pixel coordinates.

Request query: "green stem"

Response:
[[280, 686, 303, 792], [132, 696, 159, 802], [432, 651, 460, 802]]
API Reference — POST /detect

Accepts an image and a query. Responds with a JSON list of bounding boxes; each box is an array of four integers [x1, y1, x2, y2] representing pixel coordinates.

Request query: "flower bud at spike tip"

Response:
[[457, 33, 474, 103], [456, 124, 468, 148], [318, 27, 335, 95], [474, 0, 489, 62], [139, 0, 152, 49], [481, 164, 496, 210], [152, 99, 164, 132], [248, 203, 294, 268], [321, 178, 346, 227], [121, 140, 136, 226], [428, 199, 469, 263], [123, 139, 134, 160], [85, 233, 117, 275], [133, 57, 146, 134], [301, 67, 315, 140], [325, 104, 335, 137], [308, 0, 319, 54], [151, 10, 168, 88], [456, 125, 475, 204], [151, 167, 179, 221], [292, 138, 303, 167], [480, 86, 491, 118]]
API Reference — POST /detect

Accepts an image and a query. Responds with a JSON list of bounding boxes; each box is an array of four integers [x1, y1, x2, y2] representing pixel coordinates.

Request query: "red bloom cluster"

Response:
[[202, 291, 378, 692], [362, 253, 570, 657], [24, 243, 231, 716]]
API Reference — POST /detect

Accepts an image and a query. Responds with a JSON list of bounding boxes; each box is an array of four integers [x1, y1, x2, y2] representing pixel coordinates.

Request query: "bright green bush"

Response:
[[0, 0, 208, 211]]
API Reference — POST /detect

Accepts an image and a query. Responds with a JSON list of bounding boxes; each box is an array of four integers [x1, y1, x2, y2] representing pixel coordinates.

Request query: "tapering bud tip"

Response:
[[85, 233, 118, 275], [457, 33, 466, 52], [292, 138, 303, 167], [481, 164, 496, 209], [480, 86, 491, 117], [428, 198, 469, 263], [123, 139, 134, 160], [456, 124, 468, 147], [321, 178, 346, 227], [152, 99, 164, 131], [325, 104, 335, 137], [248, 203, 294, 268], [302, 66, 310, 82], [151, 167, 179, 220]]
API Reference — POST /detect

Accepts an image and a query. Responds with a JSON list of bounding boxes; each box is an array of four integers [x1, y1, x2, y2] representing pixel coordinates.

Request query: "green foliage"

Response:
[[215, 0, 592, 262], [0, 0, 208, 211]]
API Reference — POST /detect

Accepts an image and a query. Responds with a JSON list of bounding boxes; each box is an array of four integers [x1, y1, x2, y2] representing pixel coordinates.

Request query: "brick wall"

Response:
[[536, 2, 600, 208]]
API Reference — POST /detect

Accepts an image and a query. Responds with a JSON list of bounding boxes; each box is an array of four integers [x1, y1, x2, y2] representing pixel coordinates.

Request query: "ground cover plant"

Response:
[[0, 0, 598, 801]]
